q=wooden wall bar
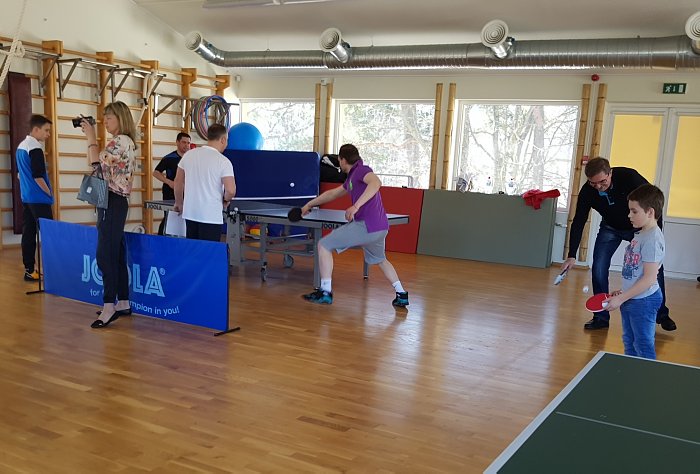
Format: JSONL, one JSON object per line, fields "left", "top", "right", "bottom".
{"left": 429, "top": 83, "right": 443, "bottom": 190}
{"left": 0, "top": 34, "right": 229, "bottom": 245}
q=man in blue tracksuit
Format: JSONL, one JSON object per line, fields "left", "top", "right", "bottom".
{"left": 16, "top": 115, "right": 54, "bottom": 281}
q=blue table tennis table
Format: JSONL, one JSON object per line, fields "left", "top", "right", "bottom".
{"left": 486, "top": 351, "right": 700, "bottom": 473}
{"left": 144, "top": 199, "right": 409, "bottom": 287}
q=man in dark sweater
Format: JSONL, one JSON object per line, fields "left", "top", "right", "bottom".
{"left": 153, "top": 132, "right": 191, "bottom": 235}
{"left": 561, "top": 157, "right": 676, "bottom": 331}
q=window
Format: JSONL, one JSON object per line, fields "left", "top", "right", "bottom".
{"left": 335, "top": 101, "right": 435, "bottom": 188}
{"left": 240, "top": 101, "right": 315, "bottom": 151}
{"left": 453, "top": 103, "right": 579, "bottom": 208}
{"left": 667, "top": 115, "right": 700, "bottom": 219}
{"left": 609, "top": 114, "right": 661, "bottom": 183}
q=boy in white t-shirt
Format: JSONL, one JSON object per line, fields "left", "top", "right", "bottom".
{"left": 603, "top": 184, "right": 665, "bottom": 359}
{"left": 174, "top": 124, "right": 236, "bottom": 241}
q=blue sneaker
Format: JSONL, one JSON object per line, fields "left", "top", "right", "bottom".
{"left": 303, "top": 288, "right": 333, "bottom": 304}
{"left": 392, "top": 291, "right": 409, "bottom": 307}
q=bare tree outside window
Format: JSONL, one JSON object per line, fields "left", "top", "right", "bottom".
{"left": 336, "top": 101, "right": 435, "bottom": 188}
{"left": 454, "top": 103, "right": 579, "bottom": 208}
{"left": 241, "top": 101, "right": 315, "bottom": 151}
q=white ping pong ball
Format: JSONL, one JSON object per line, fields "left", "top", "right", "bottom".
{"left": 583, "top": 285, "right": 589, "bottom": 293}
{"left": 290, "top": 182, "right": 295, "bottom": 187}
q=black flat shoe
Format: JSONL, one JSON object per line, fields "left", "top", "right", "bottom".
{"left": 658, "top": 316, "right": 677, "bottom": 331}
{"left": 584, "top": 317, "right": 609, "bottom": 330}
{"left": 96, "top": 308, "right": 132, "bottom": 316}
{"left": 90, "top": 312, "right": 120, "bottom": 329}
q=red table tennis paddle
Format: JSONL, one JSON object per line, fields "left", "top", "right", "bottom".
{"left": 287, "top": 207, "right": 303, "bottom": 222}
{"left": 585, "top": 293, "right": 610, "bottom": 312}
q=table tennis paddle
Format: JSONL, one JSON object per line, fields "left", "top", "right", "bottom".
{"left": 554, "top": 269, "right": 568, "bottom": 285}
{"left": 287, "top": 207, "right": 303, "bottom": 222}
{"left": 585, "top": 293, "right": 610, "bottom": 312}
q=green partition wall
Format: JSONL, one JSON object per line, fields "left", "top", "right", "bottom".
{"left": 417, "top": 190, "right": 557, "bottom": 268}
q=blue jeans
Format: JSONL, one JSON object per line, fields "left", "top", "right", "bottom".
{"left": 620, "top": 289, "right": 662, "bottom": 359}
{"left": 591, "top": 224, "right": 669, "bottom": 323}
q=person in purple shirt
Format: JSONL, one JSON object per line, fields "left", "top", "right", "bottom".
{"left": 300, "top": 144, "right": 409, "bottom": 308}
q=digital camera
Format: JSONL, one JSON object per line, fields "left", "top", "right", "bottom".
{"left": 72, "top": 116, "right": 96, "bottom": 128}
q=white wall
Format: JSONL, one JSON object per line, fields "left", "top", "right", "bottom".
{"left": 236, "top": 69, "right": 700, "bottom": 103}
{"left": 1, "top": 0, "right": 224, "bottom": 246}
{"left": 1, "top": 0, "right": 218, "bottom": 73}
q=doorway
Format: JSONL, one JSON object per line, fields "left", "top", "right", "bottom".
{"left": 596, "top": 106, "right": 700, "bottom": 279}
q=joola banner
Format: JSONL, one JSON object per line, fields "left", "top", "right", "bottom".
{"left": 39, "top": 219, "right": 229, "bottom": 331}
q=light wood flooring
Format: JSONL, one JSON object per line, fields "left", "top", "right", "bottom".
{"left": 0, "top": 247, "right": 698, "bottom": 473}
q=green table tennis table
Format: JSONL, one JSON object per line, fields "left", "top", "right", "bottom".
{"left": 486, "top": 351, "right": 700, "bottom": 473}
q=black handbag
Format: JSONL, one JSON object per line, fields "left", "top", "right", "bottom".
{"left": 77, "top": 164, "right": 108, "bottom": 209}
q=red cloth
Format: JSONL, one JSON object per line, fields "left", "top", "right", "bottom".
{"left": 522, "top": 189, "right": 561, "bottom": 210}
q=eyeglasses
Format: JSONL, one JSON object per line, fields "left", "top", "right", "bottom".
{"left": 588, "top": 174, "right": 610, "bottom": 187}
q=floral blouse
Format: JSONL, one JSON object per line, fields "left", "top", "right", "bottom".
{"left": 98, "top": 134, "right": 135, "bottom": 197}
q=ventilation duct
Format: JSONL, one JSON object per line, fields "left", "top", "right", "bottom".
{"left": 480, "top": 20, "right": 514, "bottom": 59}
{"left": 686, "top": 11, "right": 700, "bottom": 54}
{"left": 185, "top": 14, "right": 700, "bottom": 70}
{"left": 319, "top": 28, "right": 351, "bottom": 63}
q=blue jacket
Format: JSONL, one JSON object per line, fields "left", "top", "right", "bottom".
{"left": 16, "top": 135, "right": 53, "bottom": 204}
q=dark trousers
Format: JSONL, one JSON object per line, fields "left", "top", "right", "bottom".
{"left": 157, "top": 211, "right": 168, "bottom": 235}
{"left": 186, "top": 220, "right": 221, "bottom": 242}
{"left": 22, "top": 203, "right": 53, "bottom": 272}
{"left": 96, "top": 192, "right": 130, "bottom": 304}
{"left": 591, "top": 224, "right": 669, "bottom": 323}
{"left": 157, "top": 190, "right": 174, "bottom": 236}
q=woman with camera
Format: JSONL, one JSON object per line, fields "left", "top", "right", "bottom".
{"left": 80, "top": 101, "right": 137, "bottom": 329}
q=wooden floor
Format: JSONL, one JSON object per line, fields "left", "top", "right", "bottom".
{"left": 0, "top": 246, "right": 698, "bottom": 473}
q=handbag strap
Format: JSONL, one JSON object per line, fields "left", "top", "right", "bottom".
{"left": 91, "top": 161, "right": 105, "bottom": 179}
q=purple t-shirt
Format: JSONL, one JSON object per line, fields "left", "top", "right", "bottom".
{"left": 342, "top": 160, "right": 389, "bottom": 233}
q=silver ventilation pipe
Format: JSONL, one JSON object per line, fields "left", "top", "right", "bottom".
{"left": 185, "top": 31, "right": 325, "bottom": 67}
{"left": 185, "top": 16, "right": 700, "bottom": 70}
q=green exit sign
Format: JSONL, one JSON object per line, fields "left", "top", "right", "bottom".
{"left": 663, "top": 83, "right": 687, "bottom": 94}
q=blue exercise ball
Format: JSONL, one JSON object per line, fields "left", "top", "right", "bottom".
{"left": 227, "top": 122, "right": 264, "bottom": 150}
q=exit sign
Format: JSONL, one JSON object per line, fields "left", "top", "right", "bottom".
{"left": 663, "top": 83, "right": 687, "bottom": 94}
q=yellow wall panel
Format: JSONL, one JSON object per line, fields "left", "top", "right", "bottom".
{"left": 668, "top": 116, "right": 700, "bottom": 219}
{"left": 609, "top": 115, "right": 661, "bottom": 183}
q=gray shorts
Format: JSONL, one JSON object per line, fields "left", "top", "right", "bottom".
{"left": 319, "top": 220, "right": 388, "bottom": 264}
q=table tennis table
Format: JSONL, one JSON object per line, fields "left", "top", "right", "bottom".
{"left": 144, "top": 199, "right": 409, "bottom": 287}
{"left": 486, "top": 351, "right": 700, "bottom": 473}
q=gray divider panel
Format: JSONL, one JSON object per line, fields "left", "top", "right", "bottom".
{"left": 417, "top": 190, "right": 556, "bottom": 268}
